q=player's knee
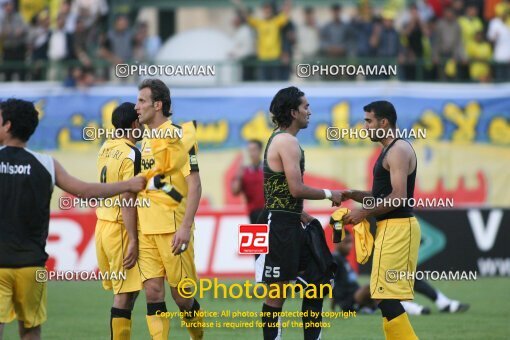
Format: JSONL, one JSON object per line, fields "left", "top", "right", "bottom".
{"left": 378, "top": 299, "right": 405, "bottom": 321}
{"left": 18, "top": 323, "right": 41, "bottom": 340}
{"left": 144, "top": 279, "right": 165, "bottom": 302}
{"left": 170, "top": 287, "right": 193, "bottom": 310}
{"left": 265, "top": 297, "right": 285, "bottom": 308}
{"left": 113, "top": 292, "right": 138, "bottom": 310}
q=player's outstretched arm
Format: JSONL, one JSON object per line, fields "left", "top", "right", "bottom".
{"left": 54, "top": 159, "right": 146, "bottom": 199}
{"left": 343, "top": 190, "right": 372, "bottom": 203}
{"left": 278, "top": 134, "right": 342, "bottom": 204}
{"left": 343, "top": 143, "right": 411, "bottom": 225}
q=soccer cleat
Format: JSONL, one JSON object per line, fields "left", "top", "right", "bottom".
{"left": 440, "top": 300, "right": 470, "bottom": 313}
{"left": 402, "top": 301, "right": 430, "bottom": 315}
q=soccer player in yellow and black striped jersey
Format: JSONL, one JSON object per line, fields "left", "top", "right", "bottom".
{"left": 135, "top": 79, "right": 204, "bottom": 340}
{"left": 95, "top": 102, "right": 143, "bottom": 340}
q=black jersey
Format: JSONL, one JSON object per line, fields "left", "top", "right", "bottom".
{"left": 371, "top": 138, "right": 417, "bottom": 221}
{"left": 263, "top": 131, "right": 304, "bottom": 214}
{"left": 0, "top": 146, "right": 55, "bottom": 267}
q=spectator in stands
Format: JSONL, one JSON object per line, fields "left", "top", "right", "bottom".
{"left": 232, "top": 0, "right": 291, "bottom": 81}
{"left": 72, "top": 16, "right": 93, "bottom": 68}
{"left": 229, "top": 10, "right": 256, "bottom": 81}
{"left": 59, "top": 0, "right": 77, "bottom": 33}
{"left": 132, "top": 21, "right": 162, "bottom": 63}
{"left": 451, "top": 0, "right": 465, "bottom": 17}
{"left": 231, "top": 140, "right": 265, "bottom": 224}
{"left": 0, "top": 0, "right": 28, "bottom": 81}
{"left": 494, "top": 0, "right": 510, "bottom": 21}
{"left": 370, "top": 10, "right": 402, "bottom": 62}
{"left": 402, "top": 3, "right": 427, "bottom": 80}
{"left": 296, "top": 7, "right": 320, "bottom": 61}
{"left": 76, "top": 66, "right": 97, "bottom": 88}
{"left": 350, "top": 2, "right": 375, "bottom": 58}
{"left": 47, "top": 13, "right": 75, "bottom": 80}
{"left": 487, "top": 7, "right": 510, "bottom": 81}
{"left": 99, "top": 14, "right": 133, "bottom": 79}
{"left": 320, "top": 4, "right": 350, "bottom": 59}
{"left": 63, "top": 65, "right": 83, "bottom": 87}
{"left": 70, "top": 0, "right": 108, "bottom": 29}
{"left": 432, "top": 7, "right": 465, "bottom": 80}
{"left": 18, "top": 0, "right": 46, "bottom": 25}
{"left": 466, "top": 30, "right": 492, "bottom": 82}
{"left": 27, "top": 10, "right": 50, "bottom": 80}
{"left": 458, "top": 4, "right": 484, "bottom": 47}
{"left": 279, "top": 18, "right": 296, "bottom": 80}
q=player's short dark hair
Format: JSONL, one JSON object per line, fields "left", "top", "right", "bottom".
{"left": 138, "top": 78, "right": 171, "bottom": 117}
{"left": 269, "top": 86, "right": 305, "bottom": 129}
{"left": 0, "top": 98, "right": 39, "bottom": 142}
{"left": 112, "top": 102, "right": 137, "bottom": 130}
{"left": 363, "top": 100, "right": 397, "bottom": 128}
{"left": 248, "top": 139, "right": 263, "bottom": 150}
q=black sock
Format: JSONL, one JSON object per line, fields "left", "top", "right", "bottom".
{"left": 147, "top": 302, "right": 166, "bottom": 316}
{"left": 111, "top": 307, "right": 132, "bottom": 320}
{"left": 378, "top": 299, "right": 405, "bottom": 321}
{"left": 181, "top": 299, "right": 201, "bottom": 319}
{"left": 302, "top": 297, "right": 323, "bottom": 340}
{"left": 414, "top": 279, "right": 438, "bottom": 301}
{"left": 262, "top": 303, "right": 282, "bottom": 340}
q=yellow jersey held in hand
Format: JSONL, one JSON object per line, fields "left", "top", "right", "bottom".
{"left": 138, "top": 120, "right": 189, "bottom": 234}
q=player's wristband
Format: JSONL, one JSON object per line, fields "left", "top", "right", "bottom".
{"left": 323, "top": 189, "right": 332, "bottom": 200}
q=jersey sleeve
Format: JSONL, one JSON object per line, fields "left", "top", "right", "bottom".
{"left": 188, "top": 142, "right": 199, "bottom": 172}
{"left": 247, "top": 16, "right": 261, "bottom": 28}
{"left": 121, "top": 145, "right": 141, "bottom": 180}
{"left": 273, "top": 12, "right": 289, "bottom": 27}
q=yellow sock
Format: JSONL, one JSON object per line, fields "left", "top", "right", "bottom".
{"left": 382, "top": 317, "right": 389, "bottom": 340}
{"left": 383, "top": 313, "right": 418, "bottom": 340}
{"left": 183, "top": 311, "right": 204, "bottom": 340}
{"left": 146, "top": 315, "right": 170, "bottom": 340}
{"left": 111, "top": 317, "right": 132, "bottom": 340}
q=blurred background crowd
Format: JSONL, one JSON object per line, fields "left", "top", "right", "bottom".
{"left": 0, "top": 0, "right": 509, "bottom": 85}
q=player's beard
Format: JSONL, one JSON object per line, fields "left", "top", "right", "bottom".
{"left": 369, "top": 125, "right": 383, "bottom": 142}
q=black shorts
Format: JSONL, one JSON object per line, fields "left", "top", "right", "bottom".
{"left": 249, "top": 209, "right": 265, "bottom": 224}
{"left": 255, "top": 211, "right": 311, "bottom": 283}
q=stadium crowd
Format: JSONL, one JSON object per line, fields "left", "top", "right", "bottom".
{"left": 0, "top": 0, "right": 509, "bottom": 83}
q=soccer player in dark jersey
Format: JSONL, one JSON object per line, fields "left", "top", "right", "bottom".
{"left": 231, "top": 139, "right": 265, "bottom": 224}
{"left": 0, "top": 99, "right": 146, "bottom": 340}
{"left": 342, "top": 101, "right": 420, "bottom": 339}
{"left": 258, "top": 86, "right": 343, "bottom": 340}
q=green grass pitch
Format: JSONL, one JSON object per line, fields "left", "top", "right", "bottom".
{"left": 3, "top": 277, "right": 509, "bottom": 339}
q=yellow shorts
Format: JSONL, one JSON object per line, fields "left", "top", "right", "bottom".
{"left": 95, "top": 220, "right": 142, "bottom": 294}
{"left": 138, "top": 230, "right": 197, "bottom": 287}
{"left": 0, "top": 267, "right": 47, "bottom": 328}
{"left": 370, "top": 217, "right": 421, "bottom": 300}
